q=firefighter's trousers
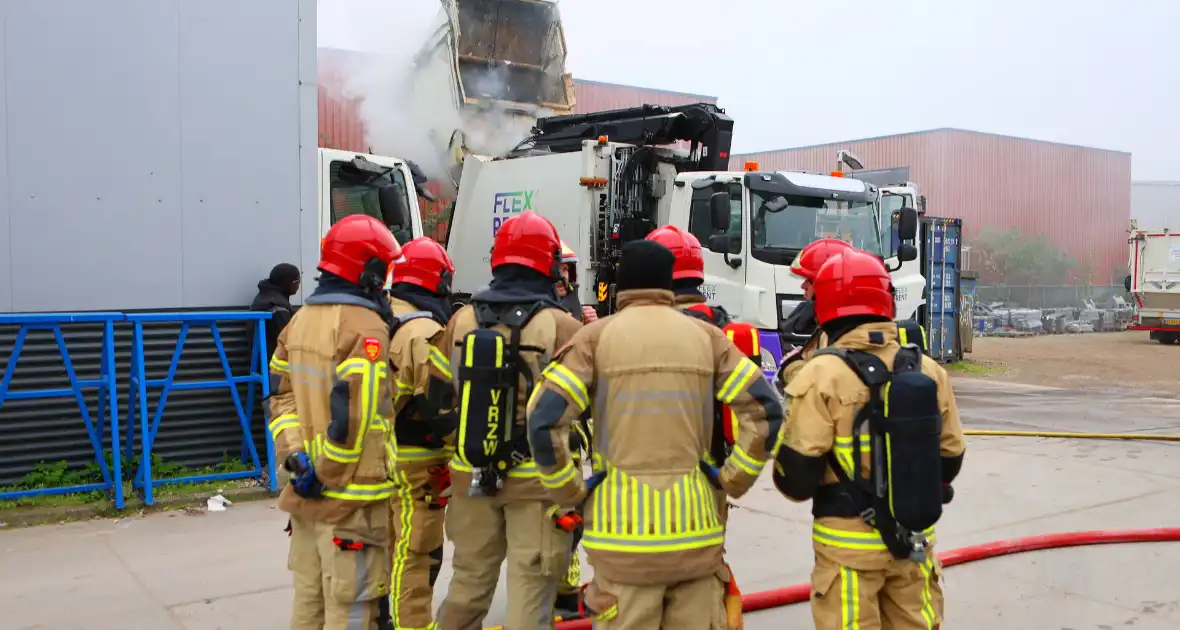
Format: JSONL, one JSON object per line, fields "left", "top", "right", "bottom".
{"left": 434, "top": 493, "right": 572, "bottom": 630}
{"left": 288, "top": 503, "right": 392, "bottom": 630}
{"left": 810, "top": 547, "right": 944, "bottom": 630}
{"left": 389, "top": 457, "right": 447, "bottom": 630}
{"left": 585, "top": 573, "right": 728, "bottom": 630}
{"left": 557, "top": 525, "right": 583, "bottom": 598}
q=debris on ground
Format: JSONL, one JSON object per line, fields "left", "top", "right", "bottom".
{"left": 971, "top": 297, "right": 1133, "bottom": 337}
{"left": 206, "top": 494, "right": 233, "bottom": 512}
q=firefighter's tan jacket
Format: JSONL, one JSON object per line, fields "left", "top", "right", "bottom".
{"left": 269, "top": 300, "right": 396, "bottom": 524}
{"left": 387, "top": 296, "right": 450, "bottom": 469}
{"left": 426, "top": 301, "right": 583, "bottom": 502}
{"left": 525, "top": 289, "right": 784, "bottom": 585}
{"left": 774, "top": 322, "right": 966, "bottom": 571}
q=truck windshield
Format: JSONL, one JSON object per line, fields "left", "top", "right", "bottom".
{"left": 750, "top": 190, "right": 883, "bottom": 262}
{"left": 329, "top": 160, "right": 414, "bottom": 244}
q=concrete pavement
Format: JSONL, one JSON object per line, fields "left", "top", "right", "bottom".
{"left": 3, "top": 377, "right": 1180, "bottom": 629}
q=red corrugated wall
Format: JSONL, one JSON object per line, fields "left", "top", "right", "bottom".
{"left": 731, "top": 130, "right": 1132, "bottom": 284}
{"left": 571, "top": 79, "right": 718, "bottom": 113}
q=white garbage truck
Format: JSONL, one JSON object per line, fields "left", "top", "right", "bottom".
{"left": 444, "top": 103, "right": 922, "bottom": 372}
{"left": 1126, "top": 221, "right": 1180, "bottom": 344}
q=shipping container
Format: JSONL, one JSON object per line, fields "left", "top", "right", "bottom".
{"left": 731, "top": 129, "right": 1132, "bottom": 285}
{"left": 920, "top": 216, "right": 964, "bottom": 363}
{"left": 1132, "top": 181, "right": 1180, "bottom": 229}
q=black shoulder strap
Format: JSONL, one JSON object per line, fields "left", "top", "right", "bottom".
{"left": 892, "top": 345, "right": 923, "bottom": 374}
{"left": 681, "top": 307, "right": 717, "bottom": 326}
{"left": 814, "top": 347, "right": 890, "bottom": 499}
{"left": 812, "top": 348, "right": 890, "bottom": 389}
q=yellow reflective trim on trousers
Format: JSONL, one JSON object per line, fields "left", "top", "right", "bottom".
{"left": 840, "top": 565, "right": 860, "bottom": 630}
{"left": 585, "top": 465, "right": 723, "bottom": 553}
{"left": 269, "top": 355, "right": 289, "bottom": 373}
{"left": 813, "top": 523, "right": 936, "bottom": 550}
{"left": 918, "top": 556, "right": 936, "bottom": 628}
{"left": 390, "top": 470, "right": 415, "bottom": 626}
{"left": 717, "top": 359, "right": 758, "bottom": 404}
{"left": 320, "top": 480, "right": 396, "bottom": 501}
{"left": 428, "top": 346, "right": 452, "bottom": 380}
{"left": 542, "top": 363, "right": 589, "bottom": 410}
{"left": 727, "top": 443, "right": 765, "bottom": 477}
{"left": 540, "top": 460, "right": 578, "bottom": 489}
{"left": 268, "top": 414, "right": 299, "bottom": 441}
{"left": 449, "top": 458, "right": 539, "bottom": 478}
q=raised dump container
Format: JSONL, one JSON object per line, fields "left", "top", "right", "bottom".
{"left": 920, "top": 216, "right": 964, "bottom": 363}
{"left": 411, "top": 0, "right": 575, "bottom": 174}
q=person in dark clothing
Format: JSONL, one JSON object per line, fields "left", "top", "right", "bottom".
{"left": 251, "top": 263, "right": 301, "bottom": 360}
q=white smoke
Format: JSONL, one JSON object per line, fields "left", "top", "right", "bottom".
{"left": 322, "top": 0, "right": 551, "bottom": 198}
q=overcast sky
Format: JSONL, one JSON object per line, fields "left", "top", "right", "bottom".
{"left": 318, "top": 0, "right": 1179, "bottom": 180}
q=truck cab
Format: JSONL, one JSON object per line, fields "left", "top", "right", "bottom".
{"left": 317, "top": 148, "right": 426, "bottom": 246}
{"left": 665, "top": 170, "right": 921, "bottom": 333}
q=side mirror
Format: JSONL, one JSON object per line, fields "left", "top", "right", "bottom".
{"left": 896, "top": 206, "right": 918, "bottom": 241}
{"left": 707, "top": 233, "right": 730, "bottom": 254}
{"left": 897, "top": 243, "right": 918, "bottom": 263}
{"left": 1124, "top": 275, "right": 1132, "bottom": 292}
{"left": 917, "top": 195, "right": 927, "bottom": 215}
{"left": 709, "top": 192, "right": 730, "bottom": 231}
{"left": 378, "top": 185, "right": 410, "bottom": 228}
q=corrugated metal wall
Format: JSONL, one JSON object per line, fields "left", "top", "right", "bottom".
{"left": 1132, "top": 181, "right": 1180, "bottom": 229}
{"left": 0, "top": 313, "right": 264, "bottom": 486}
{"left": 571, "top": 79, "right": 718, "bottom": 113}
{"left": 731, "top": 129, "right": 1132, "bottom": 284}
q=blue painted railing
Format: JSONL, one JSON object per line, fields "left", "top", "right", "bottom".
{"left": 125, "top": 312, "right": 276, "bottom": 506}
{"left": 0, "top": 312, "right": 126, "bottom": 508}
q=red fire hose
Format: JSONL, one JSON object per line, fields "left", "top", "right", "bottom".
{"left": 550, "top": 528, "right": 1180, "bottom": 629}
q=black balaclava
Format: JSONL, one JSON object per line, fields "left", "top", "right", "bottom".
{"left": 313, "top": 271, "right": 395, "bottom": 326}
{"left": 472, "top": 263, "right": 563, "bottom": 308}
{"left": 388, "top": 282, "right": 453, "bottom": 324}
{"left": 672, "top": 277, "right": 705, "bottom": 298}
{"left": 616, "top": 241, "right": 674, "bottom": 292}
{"left": 820, "top": 314, "right": 892, "bottom": 345}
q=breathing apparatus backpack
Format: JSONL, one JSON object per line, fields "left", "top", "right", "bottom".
{"left": 454, "top": 300, "right": 549, "bottom": 497}
{"left": 813, "top": 344, "right": 944, "bottom": 562}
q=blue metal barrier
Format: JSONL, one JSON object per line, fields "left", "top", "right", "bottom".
{"left": 125, "top": 312, "right": 275, "bottom": 505}
{"left": 0, "top": 312, "right": 125, "bottom": 508}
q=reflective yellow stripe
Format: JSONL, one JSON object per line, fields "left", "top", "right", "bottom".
{"left": 540, "top": 460, "right": 579, "bottom": 489}
{"left": 390, "top": 470, "right": 414, "bottom": 624}
{"left": 429, "top": 346, "right": 452, "bottom": 380}
{"left": 542, "top": 363, "right": 589, "bottom": 410}
{"left": 268, "top": 355, "right": 290, "bottom": 373}
{"left": 323, "top": 439, "right": 362, "bottom": 463}
{"left": 393, "top": 445, "right": 449, "bottom": 463}
{"left": 320, "top": 480, "right": 396, "bottom": 501}
{"left": 727, "top": 444, "right": 765, "bottom": 476}
{"left": 323, "top": 358, "right": 382, "bottom": 463}
{"left": 813, "top": 523, "right": 936, "bottom": 550}
{"left": 898, "top": 326, "right": 909, "bottom": 346}
{"left": 918, "top": 556, "right": 936, "bottom": 628}
{"left": 717, "top": 359, "right": 758, "bottom": 404}
{"left": 268, "top": 414, "right": 299, "bottom": 441}
{"left": 833, "top": 434, "right": 872, "bottom": 477}
{"left": 449, "top": 458, "right": 539, "bottom": 478}
{"left": 584, "top": 465, "right": 723, "bottom": 553}
{"left": 841, "top": 565, "right": 860, "bottom": 629}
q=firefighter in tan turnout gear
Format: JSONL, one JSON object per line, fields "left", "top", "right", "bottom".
{"left": 268, "top": 214, "right": 402, "bottom": 630}
{"left": 432, "top": 210, "right": 584, "bottom": 630}
{"left": 385, "top": 236, "right": 457, "bottom": 630}
{"left": 526, "top": 239, "right": 785, "bottom": 629}
{"left": 771, "top": 248, "right": 966, "bottom": 630}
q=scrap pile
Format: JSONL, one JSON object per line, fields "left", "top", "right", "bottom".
{"left": 972, "top": 297, "right": 1133, "bottom": 337}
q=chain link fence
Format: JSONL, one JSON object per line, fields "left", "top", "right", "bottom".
{"left": 975, "top": 285, "right": 1126, "bottom": 309}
